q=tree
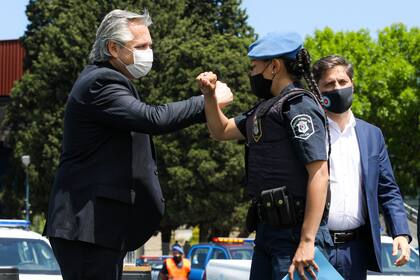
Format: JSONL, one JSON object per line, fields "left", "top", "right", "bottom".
{"left": 305, "top": 24, "right": 419, "bottom": 195}
{"left": 139, "top": 0, "right": 256, "bottom": 241}
{"left": 2, "top": 0, "right": 256, "bottom": 240}
{"left": 2, "top": 0, "right": 111, "bottom": 217}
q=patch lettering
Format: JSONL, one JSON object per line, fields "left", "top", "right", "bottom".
{"left": 290, "top": 114, "right": 314, "bottom": 140}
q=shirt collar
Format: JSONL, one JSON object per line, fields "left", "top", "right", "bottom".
{"left": 328, "top": 111, "right": 356, "bottom": 134}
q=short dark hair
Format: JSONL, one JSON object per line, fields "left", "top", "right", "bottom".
{"left": 312, "top": 55, "right": 354, "bottom": 82}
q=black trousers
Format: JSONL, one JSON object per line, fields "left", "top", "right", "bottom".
{"left": 50, "top": 237, "right": 126, "bottom": 280}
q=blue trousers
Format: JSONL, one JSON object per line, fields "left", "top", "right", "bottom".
{"left": 326, "top": 238, "right": 368, "bottom": 280}
{"left": 249, "top": 223, "right": 332, "bottom": 280}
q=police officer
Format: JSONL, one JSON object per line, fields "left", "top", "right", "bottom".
{"left": 197, "top": 32, "right": 332, "bottom": 280}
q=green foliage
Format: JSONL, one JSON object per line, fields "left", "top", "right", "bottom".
{"left": 4, "top": 0, "right": 416, "bottom": 240}
{"left": 140, "top": 1, "right": 256, "bottom": 239}
{"left": 190, "top": 225, "right": 200, "bottom": 245}
{"left": 2, "top": 0, "right": 118, "bottom": 218}
{"left": 2, "top": 0, "right": 255, "bottom": 236}
{"left": 31, "top": 213, "right": 46, "bottom": 234}
{"left": 305, "top": 24, "right": 419, "bottom": 194}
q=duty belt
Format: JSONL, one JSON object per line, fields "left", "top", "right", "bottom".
{"left": 256, "top": 198, "right": 305, "bottom": 225}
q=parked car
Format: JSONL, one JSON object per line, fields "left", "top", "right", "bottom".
{"left": 206, "top": 235, "right": 420, "bottom": 280}
{"left": 187, "top": 237, "right": 254, "bottom": 280}
{"left": 0, "top": 219, "right": 62, "bottom": 280}
{"left": 136, "top": 255, "right": 170, "bottom": 269}
{"left": 135, "top": 255, "right": 170, "bottom": 280}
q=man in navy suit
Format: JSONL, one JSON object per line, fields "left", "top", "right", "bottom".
{"left": 45, "top": 9, "right": 231, "bottom": 280}
{"left": 312, "top": 55, "right": 411, "bottom": 279}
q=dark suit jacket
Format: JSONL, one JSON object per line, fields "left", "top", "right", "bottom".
{"left": 355, "top": 118, "right": 411, "bottom": 271}
{"left": 46, "top": 62, "right": 205, "bottom": 251}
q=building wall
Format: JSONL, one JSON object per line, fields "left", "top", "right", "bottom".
{"left": 0, "top": 39, "right": 25, "bottom": 97}
{"left": 0, "top": 39, "right": 24, "bottom": 190}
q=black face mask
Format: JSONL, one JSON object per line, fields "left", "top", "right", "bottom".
{"left": 321, "top": 86, "right": 353, "bottom": 113}
{"left": 173, "top": 255, "right": 182, "bottom": 263}
{"left": 249, "top": 63, "right": 273, "bottom": 99}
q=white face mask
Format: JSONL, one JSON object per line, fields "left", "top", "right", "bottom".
{"left": 119, "top": 46, "right": 153, "bottom": 79}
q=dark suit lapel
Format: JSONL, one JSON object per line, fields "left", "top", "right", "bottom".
{"left": 355, "top": 119, "right": 368, "bottom": 188}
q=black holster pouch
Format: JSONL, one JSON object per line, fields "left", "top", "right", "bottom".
{"left": 260, "top": 186, "right": 297, "bottom": 228}
{"left": 245, "top": 201, "right": 258, "bottom": 233}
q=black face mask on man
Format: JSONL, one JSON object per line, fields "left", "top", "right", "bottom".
{"left": 321, "top": 86, "right": 353, "bottom": 113}
{"left": 173, "top": 255, "right": 182, "bottom": 263}
{"left": 249, "top": 63, "right": 273, "bottom": 100}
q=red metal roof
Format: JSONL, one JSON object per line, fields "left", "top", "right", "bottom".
{"left": 0, "top": 40, "right": 25, "bottom": 97}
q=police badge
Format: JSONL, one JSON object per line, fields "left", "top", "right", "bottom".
{"left": 252, "top": 116, "right": 262, "bottom": 142}
{"left": 290, "top": 114, "right": 314, "bottom": 140}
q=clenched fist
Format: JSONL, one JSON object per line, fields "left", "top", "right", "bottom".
{"left": 197, "top": 71, "right": 233, "bottom": 109}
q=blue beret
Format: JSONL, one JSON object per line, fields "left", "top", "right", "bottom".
{"left": 172, "top": 244, "right": 184, "bottom": 254}
{"left": 248, "top": 32, "right": 303, "bottom": 61}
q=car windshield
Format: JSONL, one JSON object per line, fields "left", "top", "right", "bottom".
{"left": 228, "top": 247, "right": 254, "bottom": 260}
{"left": 381, "top": 243, "right": 420, "bottom": 273}
{"left": 0, "top": 238, "right": 61, "bottom": 274}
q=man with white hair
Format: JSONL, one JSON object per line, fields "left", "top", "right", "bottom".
{"left": 45, "top": 9, "right": 231, "bottom": 280}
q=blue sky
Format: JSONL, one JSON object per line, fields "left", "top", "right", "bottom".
{"left": 0, "top": 0, "right": 419, "bottom": 40}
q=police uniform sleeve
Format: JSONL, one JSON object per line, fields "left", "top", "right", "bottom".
{"left": 234, "top": 114, "right": 247, "bottom": 138}
{"left": 282, "top": 95, "right": 327, "bottom": 164}
{"left": 233, "top": 103, "right": 261, "bottom": 138}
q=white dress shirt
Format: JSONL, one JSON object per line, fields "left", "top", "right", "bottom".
{"left": 327, "top": 111, "right": 367, "bottom": 231}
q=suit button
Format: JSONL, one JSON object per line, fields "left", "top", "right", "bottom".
{"left": 161, "top": 198, "right": 165, "bottom": 202}
{"left": 154, "top": 170, "right": 159, "bottom": 175}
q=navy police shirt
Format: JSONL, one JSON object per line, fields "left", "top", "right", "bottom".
{"left": 234, "top": 85, "right": 327, "bottom": 165}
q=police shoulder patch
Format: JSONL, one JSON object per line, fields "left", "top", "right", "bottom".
{"left": 252, "top": 116, "right": 262, "bottom": 142}
{"left": 290, "top": 114, "right": 314, "bottom": 140}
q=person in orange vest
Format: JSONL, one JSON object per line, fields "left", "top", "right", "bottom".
{"left": 159, "top": 244, "right": 191, "bottom": 280}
